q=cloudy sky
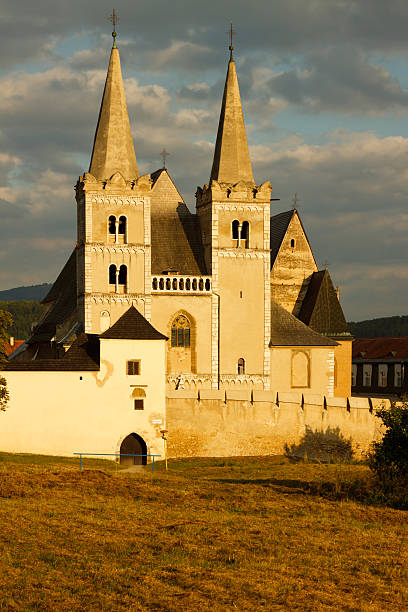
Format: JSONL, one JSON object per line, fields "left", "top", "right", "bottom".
{"left": 1, "top": 0, "right": 408, "bottom": 320}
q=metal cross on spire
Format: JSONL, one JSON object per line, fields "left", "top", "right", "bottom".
{"left": 108, "top": 9, "right": 119, "bottom": 48}
{"left": 228, "top": 23, "right": 236, "bottom": 60}
{"left": 160, "top": 148, "right": 169, "bottom": 169}
{"left": 292, "top": 192, "right": 300, "bottom": 209}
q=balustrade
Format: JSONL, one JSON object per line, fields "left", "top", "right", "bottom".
{"left": 152, "top": 275, "right": 212, "bottom": 293}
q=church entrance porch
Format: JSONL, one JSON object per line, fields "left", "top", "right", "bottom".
{"left": 120, "top": 433, "right": 147, "bottom": 465}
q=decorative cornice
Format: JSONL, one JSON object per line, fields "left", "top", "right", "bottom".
{"left": 84, "top": 293, "right": 147, "bottom": 305}
{"left": 88, "top": 195, "right": 145, "bottom": 207}
{"left": 214, "top": 203, "right": 267, "bottom": 212}
{"left": 87, "top": 244, "right": 147, "bottom": 254}
{"left": 217, "top": 248, "right": 269, "bottom": 259}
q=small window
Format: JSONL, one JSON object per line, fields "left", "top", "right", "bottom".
{"left": 290, "top": 238, "right": 295, "bottom": 249}
{"left": 378, "top": 364, "right": 388, "bottom": 388}
{"left": 127, "top": 360, "right": 141, "bottom": 375}
{"left": 363, "top": 364, "right": 372, "bottom": 387}
{"left": 232, "top": 220, "right": 239, "bottom": 240}
{"left": 238, "top": 358, "right": 245, "bottom": 374}
{"left": 118, "top": 216, "right": 126, "bottom": 235}
{"left": 134, "top": 399, "right": 144, "bottom": 410}
{"left": 351, "top": 364, "right": 357, "bottom": 387}
{"left": 118, "top": 264, "right": 127, "bottom": 286}
{"left": 395, "top": 364, "right": 402, "bottom": 388}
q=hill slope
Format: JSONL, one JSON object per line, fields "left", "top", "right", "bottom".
{"left": 348, "top": 315, "right": 408, "bottom": 338}
{"left": 0, "top": 283, "right": 52, "bottom": 302}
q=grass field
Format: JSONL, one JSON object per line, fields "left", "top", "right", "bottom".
{"left": 0, "top": 453, "right": 407, "bottom": 611}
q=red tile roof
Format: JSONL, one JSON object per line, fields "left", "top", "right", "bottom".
{"left": 353, "top": 337, "right": 408, "bottom": 359}
{"left": 5, "top": 340, "right": 24, "bottom": 356}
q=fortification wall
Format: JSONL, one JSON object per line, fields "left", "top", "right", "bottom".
{"left": 166, "top": 390, "right": 389, "bottom": 459}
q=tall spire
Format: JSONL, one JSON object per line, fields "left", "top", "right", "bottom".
{"left": 210, "top": 48, "right": 254, "bottom": 185}
{"left": 89, "top": 36, "right": 138, "bottom": 181}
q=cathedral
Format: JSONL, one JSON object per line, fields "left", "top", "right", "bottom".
{"left": 2, "top": 32, "right": 359, "bottom": 461}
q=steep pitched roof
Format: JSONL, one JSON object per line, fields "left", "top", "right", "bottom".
{"left": 298, "top": 270, "right": 351, "bottom": 340}
{"left": 150, "top": 169, "right": 206, "bottom": 275}
{"left": 270, "top": 299, "right": 338, "bottom": 347}
{"left": 5, "top": 333, "right": 100, "bottom": 371}
{"left": 29, "top": 249, "right": 78, "bottom": 344}
{"left": 353, "top": 337, "right": 408, "bottom": 360}
{"left": 270, "top": 209, "right": 295, "bottom": 266}
{"left": 100, "top": 306, "right": 167, "bottom": 340}
{"left": 210, "top": 58, "right": 254, "bottom": 184}
{"left": 89, "top": 45, "right": 138, "bottom": 181}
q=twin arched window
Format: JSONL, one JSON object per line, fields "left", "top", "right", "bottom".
{"left": 232, "top": 220, "right": 250, "bottom": 248}
{"left": 171, "top": 315, "right": 191, "bottom": 347}
{"left": 108, "top": 215, "right": 127, "bottom": 243}
{"left": 109, "top": 264, "right": 127, "bottom": 292}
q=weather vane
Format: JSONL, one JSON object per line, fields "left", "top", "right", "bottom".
{"left": 228, "top": 23, "right": 236, "bottom": 60}
{"left": 160, "top": 148, "right": 169, "bottom": 169}
{"left": 108, "top": 9, "right": 119, "bottom": 48}
{"left": 292, "top": 193, "right": 300, "bottom": 209}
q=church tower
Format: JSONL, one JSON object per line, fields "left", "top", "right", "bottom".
{"left": 75, "top": 34, "right": 152, "bottom": 334}
{"left": 196, "top": 45, "right": 272, "bottom": 388}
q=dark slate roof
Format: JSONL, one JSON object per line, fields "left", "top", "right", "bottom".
{"left": 5, "top": 333, "right": 100, "bottom": 371}
{"left": 150, "top": 169, "right": 206, "bottom": 275}
{"left": 298, "top": 270, "right": 352, "bottom": 340}
{"left": 270, "top": 209, "right": 294, "bottom": 266}
{"left": 29, "top": 249, "right": 78, "bottom": 344}
{"left": 100, "top": 306, "right": 167, "bottom": 340}
{"left": 270, "top": 300, "right": 338, "bottom": 347}
{"left": 353, "top": 337, "right": 408, "bottom": 360}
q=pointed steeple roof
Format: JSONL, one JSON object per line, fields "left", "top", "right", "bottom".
{"left": 89, "top": 44, "right": 138, "bottom": 181}
{"left": 210, "top": 56, "right": 254, "bottom": 184}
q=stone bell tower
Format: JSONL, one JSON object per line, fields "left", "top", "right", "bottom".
{"left": 75, "top": 34, "right": 152, "bottom": 334}
{"left": 196, "top": 45, "right": 272, "bottom": 389}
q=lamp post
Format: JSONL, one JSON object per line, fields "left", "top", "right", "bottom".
{"left": 160, "top": 429, "right": 168, "bottom": 471}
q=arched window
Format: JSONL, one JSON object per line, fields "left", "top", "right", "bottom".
{"left": 291, "top": 351, "right": 310, "bottom": 388}
{"left": 241, "top": 221, "right": 249, "bottom": 248}
{"left": 171, "top": 315, "right": 191, "bottom": 347}
{"left": 108, "top": 215, "right": 116, "bottom": 234}
{"left": 100, "top": 310, "right": 110, "bottom": 333}
{"left": 290, "top": 238, "right": 295, "bottom": 249}
{"left": 238, "top": 358, "right": 245, "bottom": 374}
{"left": 118, "top": 216, "right": 127, "bottom": 243}
{"left": 109, "top": 264, "right": 117, "bottom": 286}
{"left": 118, "top": 264, "right": 127, "bottom": 288}
{"left": 232, "top": 220, "right": 239, "bottom": 241}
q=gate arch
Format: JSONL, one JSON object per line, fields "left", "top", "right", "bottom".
{"left": 119, "top": 433, "right": 147, "bottom": 466}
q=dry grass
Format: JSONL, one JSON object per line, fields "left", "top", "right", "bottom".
{"left": 0, "top": 453, "right": 407, "bottom": 611}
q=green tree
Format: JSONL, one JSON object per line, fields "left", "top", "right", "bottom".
{"left": 0, "top": 309, "right": 13, "bottom": 411}
{"left": 368, "top": 402, "right": 408, "bottom": 483}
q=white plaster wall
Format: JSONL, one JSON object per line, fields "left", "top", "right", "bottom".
{"left": 0, "top": 338, "right": 166, "bottom": 461}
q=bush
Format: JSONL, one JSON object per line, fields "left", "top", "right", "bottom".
{"left": 368, "top": 402, "right": 408, "bottom": 484}
{"left": 284, "top": 426, "right": 354, "bottom": 464}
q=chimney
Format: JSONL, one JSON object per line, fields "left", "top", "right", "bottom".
{"left": 336, "top": 286, "right": 340, "bottom": 301}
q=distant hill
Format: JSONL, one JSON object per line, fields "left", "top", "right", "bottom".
{"left": 348, "top": 316, "right": 408, "bottom": 338}
{"left": 0, "top": 300, "right": 43, "bottom": 341}
{"left": 0, "top": 283, "right": 52, "bottom": 302}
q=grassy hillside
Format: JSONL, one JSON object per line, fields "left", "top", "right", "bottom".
{"left": 0, "top": 300, "right": 43, "bottom": 341}
{"left": 348, "top": 315, "right": 408, "bottom": 338}
{"left": 0, "top": 454, "right": 406, "bottom": 611}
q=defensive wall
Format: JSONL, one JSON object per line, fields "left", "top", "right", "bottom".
{"left": 166, "top": 390, "right": 390, "bottom": 459}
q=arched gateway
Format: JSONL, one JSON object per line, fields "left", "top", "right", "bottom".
{"left": 120, "top": 433, "right": 147, "bottom": 466}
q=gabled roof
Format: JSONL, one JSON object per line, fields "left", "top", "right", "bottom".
{"left": 270, "top": 210, "right": 294, "bottom": 266}
{"left": 298, "top": 270, "right": 351, "bottom": 340}
{"left": 150, "top": 169, "right": 206, "bottom": 275}
{"left": 89, "top": 45, "right": 138, "bottom": 181}
{"left": 29, "top": 249, "right": 78, "bottom": 344}
{"left": 270, "top": 299, "right": 338, "bottom": 347}
{"left": 5, "top": 333, "right": 100, "bottom": 371}
{"left": 210, "top": 57, "right": 254, "bottom": 184}
{"left": 100, "top": 306, "right": 167, "bottom": 340}
{"left": 353, "top": 337, "right": 408, "bottom": 360}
